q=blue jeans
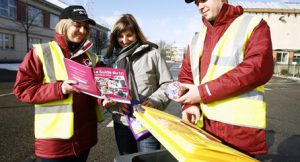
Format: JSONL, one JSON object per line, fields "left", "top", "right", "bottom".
{"left": 39, "top": 149, "right": 90, "bottom": 162}
{"left": 114, "top": 121, "right": 160, "bottom": 155}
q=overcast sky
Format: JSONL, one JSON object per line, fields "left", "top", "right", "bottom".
{"left": 62, "top": 0, "right": 299, "bottom": 47}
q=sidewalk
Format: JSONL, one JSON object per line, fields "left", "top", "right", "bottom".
{"left": 273, "top": 74, "right": 300, "bottom": 83}
{"left": 2, "top": 63, "right": 300, "bottom": 162}
{"left": 0, "top": 67, "right": 181, "bottom": 162}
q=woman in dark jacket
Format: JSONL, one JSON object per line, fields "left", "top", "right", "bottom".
{"left": 103, "top": 13, "right": 173, "bottom": 155}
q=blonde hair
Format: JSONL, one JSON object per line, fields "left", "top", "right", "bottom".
{"left": 106, "top": 13, "right": 147, "bottom": 57}
{"left": 55, "top": 19, "right": 90, "bottom": 40}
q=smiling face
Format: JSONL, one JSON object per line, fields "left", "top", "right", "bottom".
{"left": 117, "top": 29, "right": 137, "bottom": 48}
{"left": 66, "top": 21, "right": 88, "bottom": 43}
{"left": 195, "top": 0, "right": 224, "bottom": 21}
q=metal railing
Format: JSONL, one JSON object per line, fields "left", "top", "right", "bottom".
{"left": 274, "top": 63, "right": 300, "bottom": 78}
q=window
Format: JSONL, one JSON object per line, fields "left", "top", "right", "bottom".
{"left": 100, "top": 31, "right": 108, "bottom": 41}
{"left": 50, "top": 14, "right": 59, "bottom": 29}
{"left": 29, "top": 37, "right": 41, "bottom": 48}
{"left": 276, "top": 52, "right": 289, "bottom": 64}
{"left": 0, "top": 0, "right": 16, "bottom": 18}
{"left": 28, "top": 5, "right": 43, "bottom": 27}
{"left": 89, "top": 28, "right": 98, "bottom": 54}
{"left": 294, "top": 54, "right": 300, "bottom": 64}
{"left": 0, "top": 32, "right": 14, "bottom": 50}
{"left": 90, "top": 28, "right": 97, "bottom": 38}
{"left": 0, "top": 34, "right": 2, "bottom": 49}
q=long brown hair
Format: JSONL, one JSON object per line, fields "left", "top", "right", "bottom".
{"left": 106, "top": 13, "right": 147, "bottom": 57}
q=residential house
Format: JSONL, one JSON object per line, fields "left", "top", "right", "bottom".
{"left": 165, "top": 43, "right": 185, "bottom": 62}
{"left": 233, "top": 1, "right": 300, "bottom": 75}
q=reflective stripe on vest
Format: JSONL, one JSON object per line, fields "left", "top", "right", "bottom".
{"left": 33, "top": 41, "right": 100, "bottom": 139}
{"left": 190, "top": 14, "right": 266, "bottom": 129}
{"left": 86, "top": 50, "right": 99, "bottom": 67}
{"left": 33, "top": 41, "right": 74, "bottom": 139}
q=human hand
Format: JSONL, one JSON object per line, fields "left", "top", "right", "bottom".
{"left": 119, "top": 103, "right": 130, "bottom": 115}
{"left": 182, "top": 105, "right": 200, "bottom": 124}
{"left": 61, "top": 80, "right": 80, "bottom": 95}
{"left": 101, "top": 98, "right": 116, "bottom": 107}
{"left": 141, "top": 99, "right": 156, "bottom": 108}
{"left": 173, "top": 83, "right": 201, "bottom": 104}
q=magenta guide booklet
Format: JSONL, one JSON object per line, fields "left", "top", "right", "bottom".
{"left": 64, "top": 58, "right": 131, "bottom": 104}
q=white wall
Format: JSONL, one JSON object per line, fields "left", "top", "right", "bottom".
{"left": 0, "top": 17, "right": 54, "bottom": 62}
{"left": 247, "top": 12, "right": 300, "bottom": 50}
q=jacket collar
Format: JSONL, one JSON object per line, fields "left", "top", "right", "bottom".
{"left": 53, "top": 32, "right": 93, "bottom": 58}
{"left": 203, "top": 3, "right": 243, "bottom": 28}
{"left": 115, "top": 41, "right": 157, "bottom": 58}
{"left": 131, "top": 41, "right": 158, "bottom": 56}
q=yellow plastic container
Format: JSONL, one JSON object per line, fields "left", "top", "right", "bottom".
{"left": 133, "top": 106, "right": 258, "bottom": 162}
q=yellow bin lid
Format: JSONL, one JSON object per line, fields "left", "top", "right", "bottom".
{"left": 133, "top": 106, "right": 258, "bottom": 162}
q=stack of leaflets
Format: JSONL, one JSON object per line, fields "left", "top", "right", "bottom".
{"left": 133, "top": 106, "right": 258, "bottom": 162}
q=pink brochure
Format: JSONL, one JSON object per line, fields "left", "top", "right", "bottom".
{"left": 64, "top": 58, "right": 130, "bottom": 104}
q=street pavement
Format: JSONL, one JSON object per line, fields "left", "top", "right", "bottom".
{"left": 1, "top": 62, "right": 300, "bottom": 162}
{"left": 0, "top": 61, "right": 182, "bottom": 162}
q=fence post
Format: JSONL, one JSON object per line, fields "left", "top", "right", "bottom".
{"left": 292, "top": 62, "right": 297, "bottom": 77}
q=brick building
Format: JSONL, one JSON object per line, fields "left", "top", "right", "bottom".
{"left": 233, "top": 1, "right": 300, "bottom": 75}
{"left": 0, "top": 0, "right": 109, "bottom": 62}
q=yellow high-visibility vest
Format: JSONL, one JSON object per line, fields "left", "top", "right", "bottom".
{"left": 33, "top": 41, "right": 99, "bottom": 139}
{"left": 190, "top": 14, "right": 266, "bottom": 129}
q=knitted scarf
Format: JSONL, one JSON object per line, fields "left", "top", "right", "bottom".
{"left": 115, "top": 41, "right": 141, "bottom": 101}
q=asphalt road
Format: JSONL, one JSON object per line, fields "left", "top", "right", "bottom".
{"left": 259, "top": 76, "right": 300, "bottom": 162}
{"left": 1, "top": 62, "right": 300, "bottom": 162}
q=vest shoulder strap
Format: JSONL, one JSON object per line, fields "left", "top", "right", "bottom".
{"left": 202, "top": 14, "right": 262, "bottom": 83}
{"left": 86, "top": 50, "right": 99, "bottom": 67}
{"left": 33, "top": 42, "right": 57, "bottom": 82}
{"left": 189, "top": 27, "right": 207, "bottom": 86}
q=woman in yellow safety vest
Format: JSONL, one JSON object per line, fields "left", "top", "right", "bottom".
{"left": 14, "top": 5, "right": 102, "bottom": 162}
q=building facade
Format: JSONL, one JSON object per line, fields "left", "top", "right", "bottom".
{"left": 165, "top": 43, "right": 185, "bottom": 62}
{"left": 0, "top": 0, "right": 109, "bottom": 62}
{"left": 233, "top": 1, "right": 300, "bottom": 76}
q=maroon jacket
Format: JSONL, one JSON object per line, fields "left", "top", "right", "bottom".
{"left": 14, "top": 33, "right": 99, "bottom": 158}
{"left": 179, "top": 4, "right": 273, "bottom": 155}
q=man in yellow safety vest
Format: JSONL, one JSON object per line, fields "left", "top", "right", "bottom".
{"left": 174, "top": 0, "right": 274, "bottom": 156}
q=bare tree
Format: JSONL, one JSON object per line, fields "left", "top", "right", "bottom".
{"left": 14, "top": 0, "right": 43, "bottom": 51}
{"left": 98, "top": 31, "right": 108, "bottom": 55}
{"left": 90, "top": 30, "right": 108, "bottom": 56}
{"left": 156, "top": 40, "right": 167, "bottom": 59}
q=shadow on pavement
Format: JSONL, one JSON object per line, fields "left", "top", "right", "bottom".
{"left": 0, "top": 69, "right": 17, "bottom": 82}
{"left": 256, "top": 130, "right": 300, "bottom": 162}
